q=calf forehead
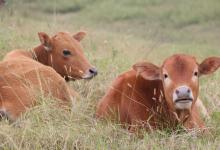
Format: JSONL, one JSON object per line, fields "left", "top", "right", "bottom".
{"left": 163, "top": 55, "right": 198, "bottom": 78}
{"left": 52, "top": 32, "right": 80, "bottom": 48}
{"left": 53, "top": 32, "right": 72, "bottom": 42}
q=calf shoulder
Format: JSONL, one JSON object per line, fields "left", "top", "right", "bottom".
{"left": 96, "top": 70, "right": 134, "bottom": 119}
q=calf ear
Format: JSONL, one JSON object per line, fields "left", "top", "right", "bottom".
{"left": 38, "top": 32, "right": 52, "bottom": 51}
{"left": 73, "top": 31, "right": 86, "bottom": 41}
{"left": 199, "top": 57, "right": 220, "bottom": 75}
{"left": 133, "top": 61, "right": 161, "bottom": 80}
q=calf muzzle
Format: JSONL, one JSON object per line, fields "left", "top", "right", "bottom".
{"left": 82, "top": 67, "right": 98, "bottom": 79}
{"left": 174, "top": 86, "right": 193, "bottom": 102}
{"left": 173, "top": 85, "right": 193, "bottom": 109}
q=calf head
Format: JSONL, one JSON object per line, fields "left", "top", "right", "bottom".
{"left": 133, "top": 54, "right": 220, "bottom": 111}
{"left": 37, "top": 31, "right": 97, "bottom": 81}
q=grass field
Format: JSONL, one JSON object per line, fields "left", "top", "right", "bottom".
{"left": 0, "top": 0, "right": 220, "bottom": 149}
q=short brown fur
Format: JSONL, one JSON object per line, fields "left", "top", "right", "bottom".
{"left": 0, "top": 31, "right": 96, "bottom": 120}
{"left": 96, "top": 54, "right": 220, "bottom": 132}
{"left": 4, "top": 31, "right": 97, "bottom": 80}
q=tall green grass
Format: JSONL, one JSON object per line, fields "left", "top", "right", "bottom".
{"left": 0, "top": 0, "right": 220, "bottom": 149}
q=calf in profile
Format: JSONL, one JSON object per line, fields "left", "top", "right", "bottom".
{"left": 0, "top": 31, "right": 97, "bottom": 121}
{"left": 96, "top": 54, "right": 220, "bottom": 132}
{"left": 4, "top": 31, "right": 97, "bottom": 80}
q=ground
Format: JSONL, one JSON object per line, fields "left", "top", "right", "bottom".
{"left": 0, "top": 0, "right": 220, "bottom": 149}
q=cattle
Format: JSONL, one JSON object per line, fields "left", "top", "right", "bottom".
{"left": 0, "top": 31, "right": 97, "bottom": 121}
{"left": 4, "top": 31, "right": 98, "bottom": 81}
{"left": 96, "top": 54, "right": 220, "bottom": 132}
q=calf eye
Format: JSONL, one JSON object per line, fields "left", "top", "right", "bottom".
{"left": 63, "top": 49, "right": 71, "bottom": 56}
{"left": 164, "top": 74, "right": 168, "bottom": 79}
{"left": 194, "top": 71, "right": 198, "bottom": 76}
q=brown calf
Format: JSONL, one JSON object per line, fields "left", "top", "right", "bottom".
{"left": 96, "top": 54, "right": 220, "bottom": 132}
{"left": 0, "top": 58, "right": 75, "bottom": 121}
{"left": 4, "top": 31, "right": 97, "bottom": 81}
{"left": 0, "top": 31, "right": 97, "bottom": 120}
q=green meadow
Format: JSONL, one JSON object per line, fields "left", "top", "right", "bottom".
{"left": 0, "top": 0, "right": 220, "bottom": 149}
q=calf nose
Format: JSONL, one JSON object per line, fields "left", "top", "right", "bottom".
{"left": 175, "top": 86, "right": 191, "bottom": 99}
{"left": 89, "top": 67, "right": 98, "bottom": 76}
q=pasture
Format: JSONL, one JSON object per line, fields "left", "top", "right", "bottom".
{"left": 0, "top": 0, "right": 220, "bottom": 149}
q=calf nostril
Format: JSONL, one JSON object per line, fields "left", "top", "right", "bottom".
{"left": 89, "top": 68, "right": 98, "bottom": 75}
{"left": 89, "top": 69, "right": 94, "bottom": 73}
{"left": 187, "top": 89, "right": 191, "bottom": 93}
{"left": 175, "top": 90, "right": 179, "bottom": 95}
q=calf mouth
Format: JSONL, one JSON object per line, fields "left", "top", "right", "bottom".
{"left": 175, "top": 98, "right": 193, "bottom": 103}
{"left": 82, "top": 72, "right": 97, "bottom": 80}
{"left": 174, "top": 98, "right": 193, "bottom": 110}
{"left": 65, "top": 74, "right": 96, "bottom": 81}
{"left": 82, "top": 74, "right": 96, "bottom": 80}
